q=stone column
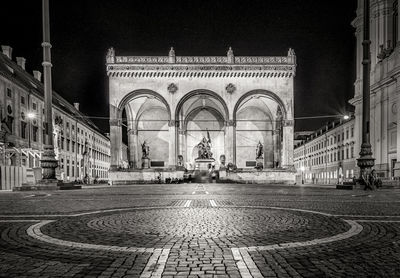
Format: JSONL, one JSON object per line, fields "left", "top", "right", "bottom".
{"left": 224, "top": 120, "right": 235, "bottom": 164}
{"left": 109, "top": 119, "right": 122, "bottom": 170}
{"left": 281, "top": 120, "right": 294, "bottom": 168}
{"left": 272, "top": 130, "right": 279, "bottom": 168}
{"left": 393, "top": 79, "right": 400, "bottom": 177}
{"left": 128, "top": 129, "right": 138, "bottom": 168}
{"left": 168, "top": 120, "right": 178, "bottom": 167}
{"left": 178, "top": 128, "right": 186, "bottom": 163}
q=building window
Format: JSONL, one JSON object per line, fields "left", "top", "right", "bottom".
{"left": 351, "top": 146, "right": 354, "bottom": 158}
{"left": 66, "top": 139, "right": 70, "bottom": 151}
{"left": 346, "top": 148, "right": 349, "bottom": 159}
{"left": 6, "top": 88, "right": 12, "bottom": 98}
{"left": 20, "top": 121, "right": 27, "bottom": 139}
{"left": 351, "top": 127, "right": 354, "bottom": 137}
{"left": 21, "top": 96, "right": 25, "bottom": 104}
{"left": 32, "top": 102, "right": 37, "bottom": 110}
{"left": 33, "top": 126, "right": 38, "bottom": 142}
{"left": 346, "top": 130, "right": 349, "bottom": 139}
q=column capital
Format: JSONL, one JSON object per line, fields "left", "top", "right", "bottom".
{"left": 128, "top": 129, "right": 138, "bottom": 135}
{"left": 283, "top": 120, "right": 294, "bottom": 127}
{"left": 109, "top": 119, "right": 121, "bottom": 127}
{"left": 226, "top": 120, "right": 236, "bottom": 127}
{"left": 178, "top": 129, "right": 186, "bottom": 135}
{"left": 168, "top": 120, "right": 179, "bottom": 127}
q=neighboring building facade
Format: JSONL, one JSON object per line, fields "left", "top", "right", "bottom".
{"left": 294, "top": 117, "right": 357, "bottom": 184}
{"left": 106, "top": 47, "right": 296, "bottom": 184}
{"left": 351, "top": 0, "right": 400, "bottom": 179}
{"left": 0, "top": 45, "right": 110, "bottom": 182}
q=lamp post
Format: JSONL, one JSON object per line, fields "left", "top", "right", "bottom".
{"left": 357, "top": 0, "right": 375, "bottom": 186}
{"left": 300, "top": 166, "right": 305, "bottom": 184}
{"left": 39, "top": 0, "right": 58, "bottom": 185}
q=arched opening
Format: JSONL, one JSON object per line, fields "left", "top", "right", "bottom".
{"left": 116, "top": 90, "right": 171, "bottom": 169}
{"left": 175, "top": 90, "right": 229, "bottom": 169}
{"left": 234, "top": 90, "right": 286, "bottom": 169}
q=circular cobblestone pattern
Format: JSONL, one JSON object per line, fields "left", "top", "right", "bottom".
{"left": 87, "top": 208, "right": 309, "bottom": 237}
{"left": 42, "top": 207, "right": 350, "bottom": 248}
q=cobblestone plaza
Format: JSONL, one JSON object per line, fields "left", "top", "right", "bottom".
{"left": 0, "top": 184, "right": 399, "bottom": 277}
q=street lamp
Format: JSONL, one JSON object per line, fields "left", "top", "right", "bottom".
{"left": 343, "top": 115, "right": 350, "bottom": 120}
{"left": 300, "top": 166, "right": 305, "bottom": 184}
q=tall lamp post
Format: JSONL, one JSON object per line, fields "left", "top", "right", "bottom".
{"left": 357, "top": 0, "right": 375, "bottom": 185}
{"left": 39, "top": 0, "right": 58, "bottom": 185}
{"left": 300, "top": 166, "right": 305, "bottom": 184}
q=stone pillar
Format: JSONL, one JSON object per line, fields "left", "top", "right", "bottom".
{"left": 178, "top": 128, "right": 186, "bottom": 163}
{"left": 168, "top": 120, "right": 177, "bottom": 167}
{"left": 109, "top": 119, "right": 122, "bottom": 170}
{"left": 272, "top": 130, "right": 279, "bottom": 168}
{"left": 225, "top": 120, "right": 235, "bottom": 164}
{"left": 282, "top": 120, "right": 294, "bottom": 168}
{"left": 128, "top": 129, "right": 138, "bottom": 168}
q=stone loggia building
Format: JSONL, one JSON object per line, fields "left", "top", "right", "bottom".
{"left": 106, "top": 47, "right": 296, "bottom": 184}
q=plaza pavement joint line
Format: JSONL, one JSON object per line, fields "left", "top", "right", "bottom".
{"left": 140, "top": 248, "right": 170, "bottom": 278}
{"left": 232, "top": 247, "right": 263, "bottom": 278}
{"left": 27, "top": 220, "right": 161, "bottom": 253}
{"left": 241, "top": 219, "right": 363, "bottom": 252}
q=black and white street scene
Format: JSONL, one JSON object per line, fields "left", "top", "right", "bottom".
{"left": 1, "top": 0, "right": 400, "bottom": 277}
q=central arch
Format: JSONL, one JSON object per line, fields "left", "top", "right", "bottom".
{"left": 175, "top": 89, "right": 229, "bottom": 169}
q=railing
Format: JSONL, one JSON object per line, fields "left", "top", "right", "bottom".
{"left": 0, "top": 166, "right": 27, "bottom": 190}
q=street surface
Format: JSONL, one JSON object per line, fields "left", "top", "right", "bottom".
{"left": 0, "top": 183, "right": 399, "bottom": 277}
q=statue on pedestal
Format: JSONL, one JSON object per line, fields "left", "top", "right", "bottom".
{"left": 255, "top": 141, "right": 264, "bottom": 170}
{"left": 141, "top": 141, "right": 150, "bottom": 158}
{"left": 197, "top": 130, "right": 213, "bottom": 159}
{"left": 256, "top": 141, "right": 263, "bottom": 159}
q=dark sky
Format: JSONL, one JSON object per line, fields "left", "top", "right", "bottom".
{"left": 2, "top": 0, "right": 357, "bottom": 133}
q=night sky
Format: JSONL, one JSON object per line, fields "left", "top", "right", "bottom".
{"left": 2, "top": 0, "right": 357, "bottom": 133}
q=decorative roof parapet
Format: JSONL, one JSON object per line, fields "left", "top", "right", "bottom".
{"left": 106, "top": 47, "right": 296, "bottom": 76}
{"left": 112, "top": 55, "right": 294, "bottom": 65}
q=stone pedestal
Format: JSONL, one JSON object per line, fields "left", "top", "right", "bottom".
{"left": 194, "top": 158, "right": 215, "bottom": 171}
{"left": 256, "top": 158, "right": 264, "bottom": 169}
{"left": 142, "top": 157, "right": 151, "bottom": 169}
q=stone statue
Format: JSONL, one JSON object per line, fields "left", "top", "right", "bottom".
{"left": 197, "top": 136, "right": 212, "bottom": 159}
{"left": 220, "top": 154, "right": 226, "bottom": 166}
{"left": 169, "top": 47, "right": 175, "bottom": 57}
{"left": 177, "top": 155, "right": 184, "bottom": 166}
{"left": 106, "top": 47, "right": 115, "bottom": 63}
{"left": 141, "top": 141, "right": 150, "bottom": 158}
{"left": 256, "top": 141, "right": 263, "bottom": 159}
